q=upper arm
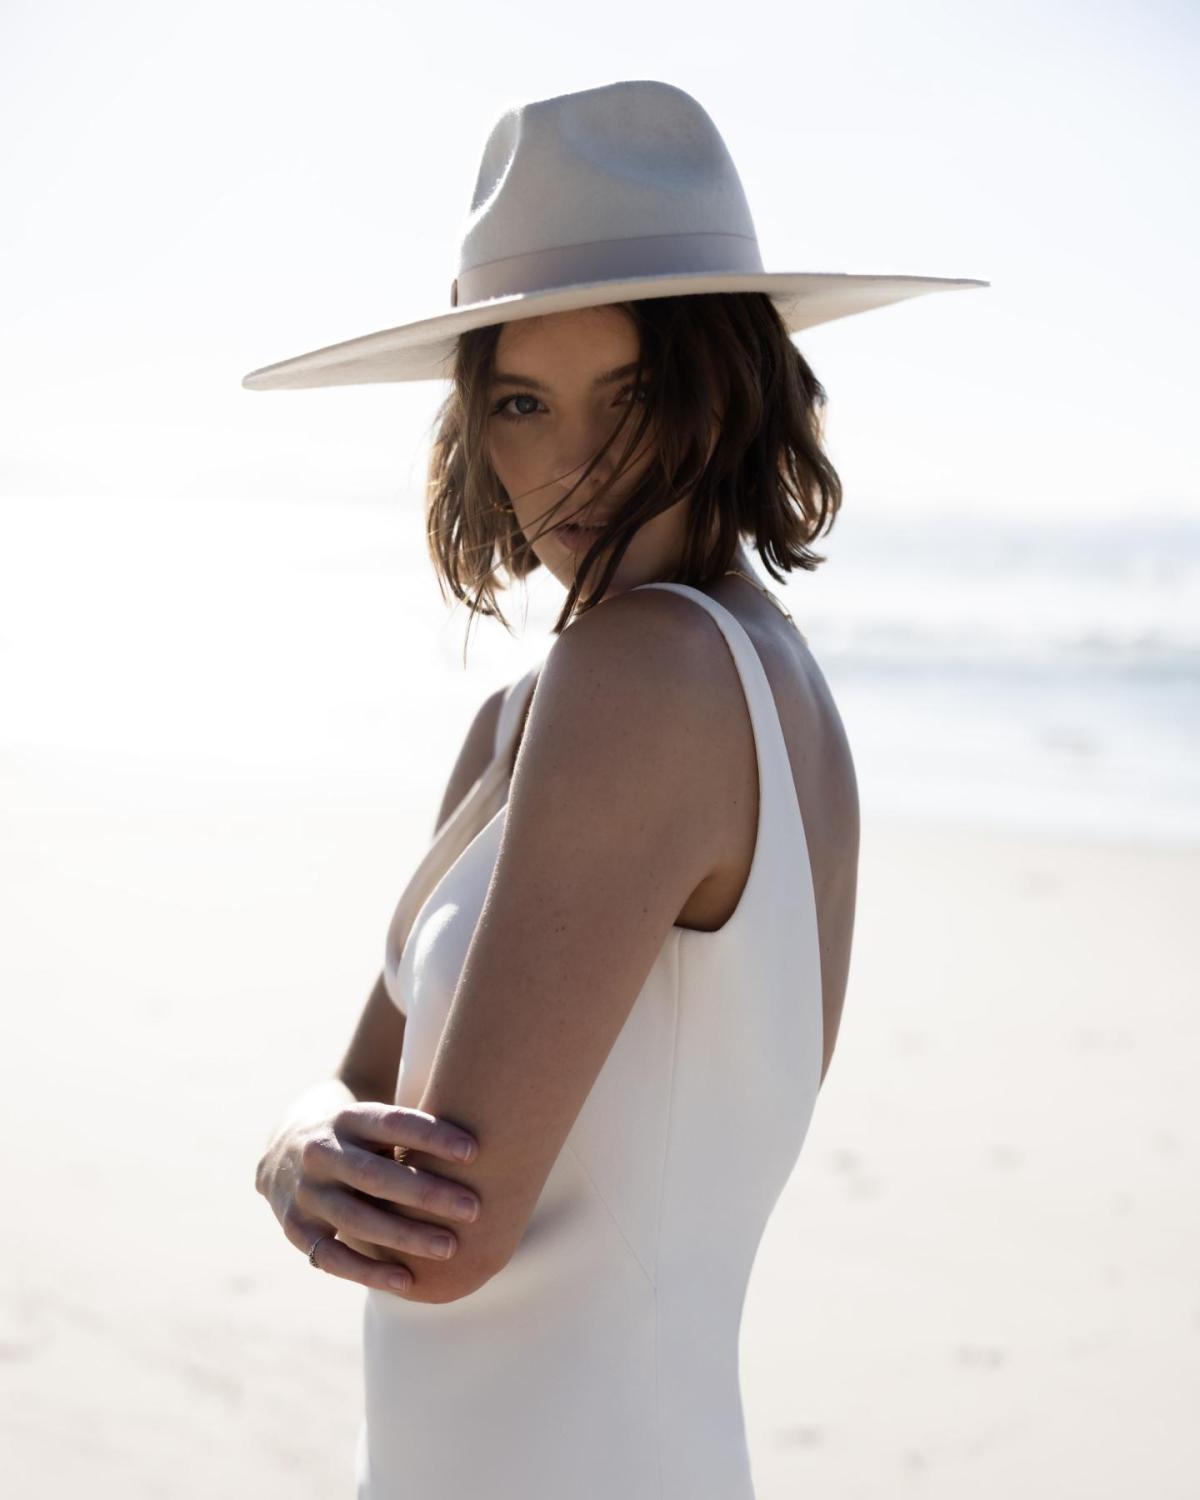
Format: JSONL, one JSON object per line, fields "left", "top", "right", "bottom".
{"left": 386, "top": 594, "right": 725, "bottom": 1303}
{"left": 335, "top": 968, "right": 407, "bottom": 1103}
{"left": 336, "top": 681, "right": 510, "bottom": 1102}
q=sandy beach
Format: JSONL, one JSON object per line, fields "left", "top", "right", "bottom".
{"left": 2, "top": 740, "right": 1196, "bottom": 1498}
{"left": 4, "top": 0, "right": 1198, "bottom": 1485}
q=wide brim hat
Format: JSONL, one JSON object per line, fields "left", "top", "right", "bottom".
{"left": 242, "top": 79, "right": 988, "bottom": 392}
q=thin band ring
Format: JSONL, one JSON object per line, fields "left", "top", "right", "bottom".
{"left": 308, "top": 1232, "right": 336, "bottom": 1268}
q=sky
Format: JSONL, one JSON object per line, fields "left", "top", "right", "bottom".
{"left": 1, "top": 0, "right": 1197, "bottom": 522}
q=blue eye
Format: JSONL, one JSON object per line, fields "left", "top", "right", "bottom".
{"left": 492, "top": 392, "right": 544, "bottom": 421}
{"left": 491, "top": 384, "right": 650, "bottom": 423}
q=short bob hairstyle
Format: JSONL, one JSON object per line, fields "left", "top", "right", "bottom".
{"left": 424, "top": 291, "right": 843, "bottom": 646}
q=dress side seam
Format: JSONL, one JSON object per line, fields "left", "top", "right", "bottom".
{"left": 562, "top": 1141, "right": 655, "bottom": 1288}
{"left": 654, "top": 930, "right": 682, "bottom": 1500}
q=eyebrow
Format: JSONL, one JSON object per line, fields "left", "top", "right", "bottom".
{"left": 489, "top": 360, "right": 642, "bottom": 393}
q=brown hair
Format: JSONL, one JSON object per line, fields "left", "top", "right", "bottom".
{"left": 424, "top": 291, "right": 842, "bottom": 651}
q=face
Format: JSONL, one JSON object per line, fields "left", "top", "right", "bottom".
{"left": 486, "top": 305, "right": 721, "bottom": 600}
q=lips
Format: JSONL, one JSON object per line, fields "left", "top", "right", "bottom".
{"left": 559, "top": 520, "right": 611, "bottom": 552}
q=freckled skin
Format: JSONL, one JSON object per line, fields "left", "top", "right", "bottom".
{"left": 375, "top": 306, "right": 856, "bottom": 1306}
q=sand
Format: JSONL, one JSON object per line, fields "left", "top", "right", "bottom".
{"left": 1, "top": 743, "right": 1196, "bottom": 1498}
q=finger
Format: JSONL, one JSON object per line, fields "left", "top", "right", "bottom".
{"left": 310, "top": 1231, "right": 416, "bottom": 1295}
{"left": 309, "top": 1183, "right": 461, "bottom": 1261}
{"left": 337, "top": 1231, "right": 399, "bottom": 1263}
{"left": 283, "top": 1210, "right": 414, "bottom": 1296}
{"left": 336, "top": 1102, "right": 478, "bottom": 1164}
{"left": 332, "top": 1139, "right": 481, "bottom": 1224}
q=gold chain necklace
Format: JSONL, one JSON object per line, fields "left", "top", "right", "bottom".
{"left": 722, "top": 568, "right": 807, "bottom": 644}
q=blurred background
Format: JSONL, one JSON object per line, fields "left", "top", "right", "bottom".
{"left": 2, "top": 1, "right": 1197, "bottom": 1496}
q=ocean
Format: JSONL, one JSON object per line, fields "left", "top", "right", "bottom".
{"left": 792, "top": 506, "right": 1200, "bottom": 848}
{"left": 2, "top": 494, "right": 1196, "bottom": 849}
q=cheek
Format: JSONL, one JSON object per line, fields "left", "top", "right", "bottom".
{"left": 486, "top": 428, "right": 510, "bottom": 467}
{"left": 488, "top": 427, "right": 541, "bottom": 479}
{"left": 487, "top": 440, "right": 524, "bottom": 502}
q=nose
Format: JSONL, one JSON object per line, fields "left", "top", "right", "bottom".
{"left": 554, "top": 450, "right": 616, "bottom": 500}
{"left": 550, "top": 408, "right": 640, "bottom": 502}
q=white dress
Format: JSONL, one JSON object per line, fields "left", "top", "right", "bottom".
{"left": 356, "top": 582, "right": 824, "bottom": 1499}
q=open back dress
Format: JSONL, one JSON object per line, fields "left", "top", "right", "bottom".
{"left": 357, "top": 581, "right": 824, "bottom": 1499}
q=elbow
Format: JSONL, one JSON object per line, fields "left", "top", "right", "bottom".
{"left": 413, "top": 1274, "right": 489, "bottom": 1306}
{"left": 402, "top": 1248, "right": 509, "bottom": 1306}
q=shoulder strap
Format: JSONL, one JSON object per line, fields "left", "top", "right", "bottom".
{"left": 628, "top": 580, "right": 808, "bottom": 920}
{"left": 493, "top": 662, "right": 542, "bottom": 762}
{"left": 382, "top": 661, "right": 544, "bottom": 1014}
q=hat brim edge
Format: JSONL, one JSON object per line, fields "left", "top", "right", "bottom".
{"left": 241, "top": 269, "right": 990, "bottom": 391}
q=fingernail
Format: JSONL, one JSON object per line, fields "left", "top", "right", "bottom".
{"left": 388, "top": 1273, "right": 410, "bottom": 1292}
{"left": 431, "top": 1235, "right": 453, "bottom": 1258}
{"left": 453, "top": 1138, "right": 474, "bottom": 1161}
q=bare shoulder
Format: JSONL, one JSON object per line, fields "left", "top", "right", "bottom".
{"left": 552, "top": 582, "right": 721, "bottom": 664}
{"left": 518, "top": 589, "right": 736, "bottom": 867}
{"left": 538, "top": 586, "right": 729, "bottom": 743}
{"left": 546, "top": 584, "right": 754, "bottom": 740}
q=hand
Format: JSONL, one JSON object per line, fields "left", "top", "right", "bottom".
{"left": 257, "top": 1101, "right": 482, "bottom": 1295}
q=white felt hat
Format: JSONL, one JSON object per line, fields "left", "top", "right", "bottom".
{"left": 242, "top": 79, "right": 988, "bottom": 392}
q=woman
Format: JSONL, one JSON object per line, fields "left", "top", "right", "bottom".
{"left": 249, "top": 79, "right": 986, "bottom": 1500}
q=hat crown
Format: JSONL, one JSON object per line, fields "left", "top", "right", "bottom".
{"left": 450, "top": 80, "right": 764, "bottom": 307}
{"left": 240, "top": 76, "right": 988, "bottom": 391}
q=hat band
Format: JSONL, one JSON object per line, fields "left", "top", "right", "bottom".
{"left": 452, "top": 231, "right": 764, "bottom": 307}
